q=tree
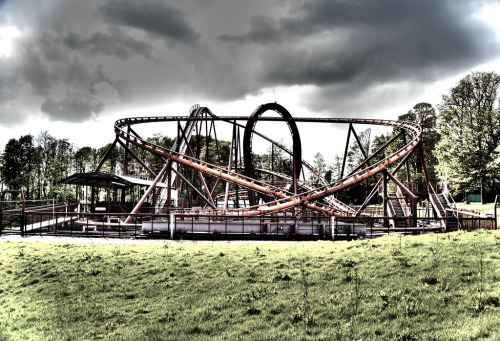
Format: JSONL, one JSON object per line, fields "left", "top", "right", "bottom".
{"left": 74, "top": 147, "right": 94, "bottom": 173}
{"left": 370, "top": 132, "right": 393, "bottom": 164}
{"left": 0, "top": 135, "right": 36, "bottom": 198}
{"left": 36, "top": 131, "right": 58, "bottom": 198}
{"left": 370, "top": 103, "right": 440, "bottom": 185}
{"left": 327, "top": 154, "right": 343, "bottom": 182}
{"left": 487, "top": 145, "right": 500, "bottom": 182}
{"left": 399, "top": 102, "right": 440, "bottom": 182}
{"left": 48, "top": 138, "right": 74, "bottom": 202}
{"left": 97, "top": 142, "right": 122, "bottom": 174}
{"left": 310, "top": 152, "right": 327, "bottom": 181}
{"left": 346, "top": 128, "right": 371, "bottom": 175}
{"left": 436, "top": 71, "right": 500, "bottom": 197}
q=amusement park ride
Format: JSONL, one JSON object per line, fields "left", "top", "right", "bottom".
{"left": 2, "top": 103, "right": 496, "bottom": 238}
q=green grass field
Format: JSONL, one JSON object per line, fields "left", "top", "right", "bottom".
{"left": 1, "top": 231, "right": 499, "bottom": 340}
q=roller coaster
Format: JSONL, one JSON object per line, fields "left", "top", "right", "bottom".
{"left": 113, "top": 103, "right": 420, "bottom": 216}
{"left": 3, "top": 103, "right": 496, "bottom": 239}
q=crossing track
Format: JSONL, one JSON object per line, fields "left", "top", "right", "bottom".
{"left": 114, "top": 104, "right": 421, "bottom": 217}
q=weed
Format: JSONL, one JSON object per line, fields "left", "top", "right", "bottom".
{"left": 400, "top": 294, "right": 418, "bottom": 318}
{"left": 290, "top": 259, "right": 315, "bottom": 326}
{"left": 158, "top": 311, "right": 175, "bottom": 323}
{"left": 474, "top": 243, "right": 486, "bottom": 311}
{"left": 420, "top": 274, "right": 439, "bottom": 285}
{"left": 338, "top": 258, "right": 357, "bottom": 268}
{"left": 393, "top": 253, "right": 411, "bottom": 267}
{"left": 246, "top": 306, "right": 261, "bottom": 315}
{"left": 349, "top": 267, "right": 362, "bottom": 340}
{"left": 291, "top": 306, "right": 315, "bottom": 326}
{"left": 273, "top": 272, "right": 291, "bottom": 282}
{"left": 112, "top": 245, "right": 121, "bottom": 256}
{"left": 17, "top": 244, "right": 25, "bottom": 257}
{"left": 379, "top": 290, "right": 389, "bottom": 309}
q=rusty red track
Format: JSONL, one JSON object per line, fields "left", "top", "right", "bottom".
{"left": 114, "top": 104, "right": 421, "bottom": 217}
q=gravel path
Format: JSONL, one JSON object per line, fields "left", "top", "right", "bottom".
{"left": 0, "top": 234, "right": 280, "bottom": 245}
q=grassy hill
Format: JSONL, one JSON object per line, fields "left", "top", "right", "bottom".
{"left": 1, "top": 231, "right": 499, "bottom": 340}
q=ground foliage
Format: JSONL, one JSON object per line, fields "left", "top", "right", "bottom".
{"left": 0, "top": 231, "right": 499, "bottom": 340}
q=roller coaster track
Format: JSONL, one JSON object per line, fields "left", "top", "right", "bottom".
{"left": 204, "top": 110, "right": 328, "bottom": 187}
{"left": 114, "top": 104, "right": 421, "bottom": 217}
{"left": 251, "top": 167, "right": 356, "bottom": 215}
{"left": 189, "top": 107, "right": 352, "bottom": 213}
{"left": 156, "top": 104, "right": 201, "bottom": 210}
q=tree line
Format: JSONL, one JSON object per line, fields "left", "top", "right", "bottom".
{"left": 307, "top": 71, "right": 500, "bottom": 200}
{"left": 1, "top": 71, "right": 499, "bottom": 203}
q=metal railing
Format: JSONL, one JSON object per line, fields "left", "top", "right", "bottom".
{"left": 1, "top": 209, "right": 495, "bottom": 240}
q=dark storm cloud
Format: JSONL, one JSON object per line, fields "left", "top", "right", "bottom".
{"left": 219, "top": 15, "right": 283, "bottom": 45}
{"left": 98, "top": 1, "right": 200, "bottom": 44}
{"left": 41, "top": 90, "right": 104, "bottom": 122}
{"left": 63, "top": 29, "right": 153, "bottom": 60}
{"left": 8, "top": 28, "right": 127, "bottom": 122}
{"left": 0, "top": 59, "right": 22, "bottom": 101}
{"left": 0, "top": 59, "right": 28, "bottom": 125}
{"left": 221, "top": 0, "right": 498, "bottom": 93}
{"left": 1, "top": 0, "right": 499, "bottom": 126}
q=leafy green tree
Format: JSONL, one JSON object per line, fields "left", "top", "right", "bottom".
{"left": 486, "top": 145, "right": 500, "bottom": 184}
{"left": 399, "top": 102, "right": 440, "bottom": 181}
{"left": 97, "top": 142, "right": 122, "bottom": 174}
{"left": 436, "top": 71, "right": 500, "bottom": 197}
{"left": 346, "top": 128, "right": 371, "bottom": 175}
{"left": 33, "top": 132, "right": 76, "bottom": 201}
{"left": 0, "top": 135, "right": 36, "bottom": 198}
{"left": 370, "top": 103, "right": 440, "bottom": 184}
{"left": 144, "top": 133, "right": 175, "bottom": 174}
{"left": 329, "top": 154, "right": 343, "bottom": 182}
{"left": 0, "top": 153, "right": 3, "bottom": 188}
{"left": 310, "top": 152, "right": 327, "bottom": 181}
{"left": 370, "top": 132, "right": 393, "bottom": 164}
{"left": 74, "top": 147, "right": 94, "bottom": 173}
{"left": 48, "top": 139, "right": 74, "bottom": 202}
{"left": 36, "top": 131, "right": 58, "bottom": 198}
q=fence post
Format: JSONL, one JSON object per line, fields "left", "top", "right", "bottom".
{"left": 170, "top": 213, "right": 175, "bottom": 239}
{"left": 494, "top": 195, "right": 498, "bottom": 230}
{"left": 21, "top": 206, "right": 25, "bottom": 237}
{"left": 0, "top": 194, "right": 3, "bottom": 234}
{"left": 330, "top": 216, "right": 335, "bottom": 240}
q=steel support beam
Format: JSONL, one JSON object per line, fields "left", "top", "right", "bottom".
{"left": 355, "top": 145, "right": 417, "bottom": 215}
{"left": 348, "top": 131, "right": 403, "bottom": 177}
{"left": 341, "top": 123, "right": 352, "bottom": 179}
{"left": 124, "top": 161, "right": 170, "bottom": 224}
{"left": 171, "top": 167, "right": 217, "bottom": 210}
{"left": 95, "top": 137, "right": 118, "bottom": 172}
{"left": 116, "top": 138, "right": 156, "bottom": 178}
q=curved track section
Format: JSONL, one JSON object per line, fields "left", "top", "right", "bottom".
{"left": 204, "top": 109, "right": 339, "bottom": 209}
{"left": 114, "top": 105, "right": 421, "bottom": 217}
{"left": 243, "top": 103, "right": 302, "bottom": 205}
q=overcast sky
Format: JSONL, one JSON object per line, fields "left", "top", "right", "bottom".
{"left": 1, "top": 0, "right": 500, "bottom": 161}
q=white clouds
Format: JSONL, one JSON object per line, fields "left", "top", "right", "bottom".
{"left": 0, "top": 26, "right": 21, "bottom": 58}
